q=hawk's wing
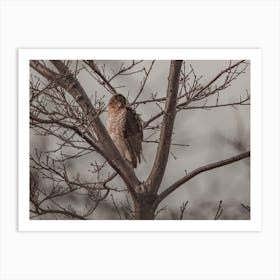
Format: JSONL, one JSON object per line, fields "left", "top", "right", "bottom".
{"left": 123, "top": 106, "right": 143, "bottom": 168}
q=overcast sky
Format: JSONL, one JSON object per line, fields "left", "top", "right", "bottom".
{"left": 30, "top": 60, "right": 250, "bottom": 220}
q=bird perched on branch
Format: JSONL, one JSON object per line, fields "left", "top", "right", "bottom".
{"left": 107, "top": 94, "right": 143, "bottom": 168}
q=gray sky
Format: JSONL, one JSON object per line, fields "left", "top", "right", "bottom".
{"left": 30, "top": 60, "right": 250, "bottom": 220}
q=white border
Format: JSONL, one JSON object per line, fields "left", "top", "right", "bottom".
{"left": 18, "top": 49, "right": 262, "bottom": 231}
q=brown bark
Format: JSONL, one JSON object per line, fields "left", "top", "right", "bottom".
{"left": 133, "top": 194, "right": 157, "bottom": 220}
{"left": 146, "top": 60, "right": 183, "bottom": 194}
{"left": 30, "top": 60, "right": 141, "bottom": 197}
{"left": 30, "top": 60, "right": 250, "bottom": 220}
{"left": 134, "top": 205, "right": 155, "bottom": 220}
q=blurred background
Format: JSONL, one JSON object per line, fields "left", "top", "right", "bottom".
{"left": 30, "top": 60, "right": 250, "bottom": 220}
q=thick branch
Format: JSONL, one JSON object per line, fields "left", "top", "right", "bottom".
{"left": 146, "top": 60, "right": 182, "bottom": 193}
{"left": 30, "top": 60, "right": 140, "bottom": 196}
{"left": 155, "top": 151, "right": 250, "bottom": 206}
{"left": 30, "top": 61, "right": 59, "bottom": 80}
{"left": 47, "top": 60, "right": 108, "bottom": 141}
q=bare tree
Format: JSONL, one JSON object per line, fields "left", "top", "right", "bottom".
{"left": 29, "top": 59, "right": 250, "bottom": 220}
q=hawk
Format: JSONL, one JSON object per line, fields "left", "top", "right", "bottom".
{"left": 107, "top": 94, "right": 143, "bottom": 168}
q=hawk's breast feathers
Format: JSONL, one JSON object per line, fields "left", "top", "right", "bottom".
{"left": 107, "top": 94, "right": 143, "bottom": 168}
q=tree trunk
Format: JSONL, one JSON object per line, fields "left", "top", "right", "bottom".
{"left": 134, "top": 200, "right": 156, "bottom": 220}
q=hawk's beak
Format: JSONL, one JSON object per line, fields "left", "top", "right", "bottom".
{"left": 118, "top": 102, "right": 122, "bottom": 108}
